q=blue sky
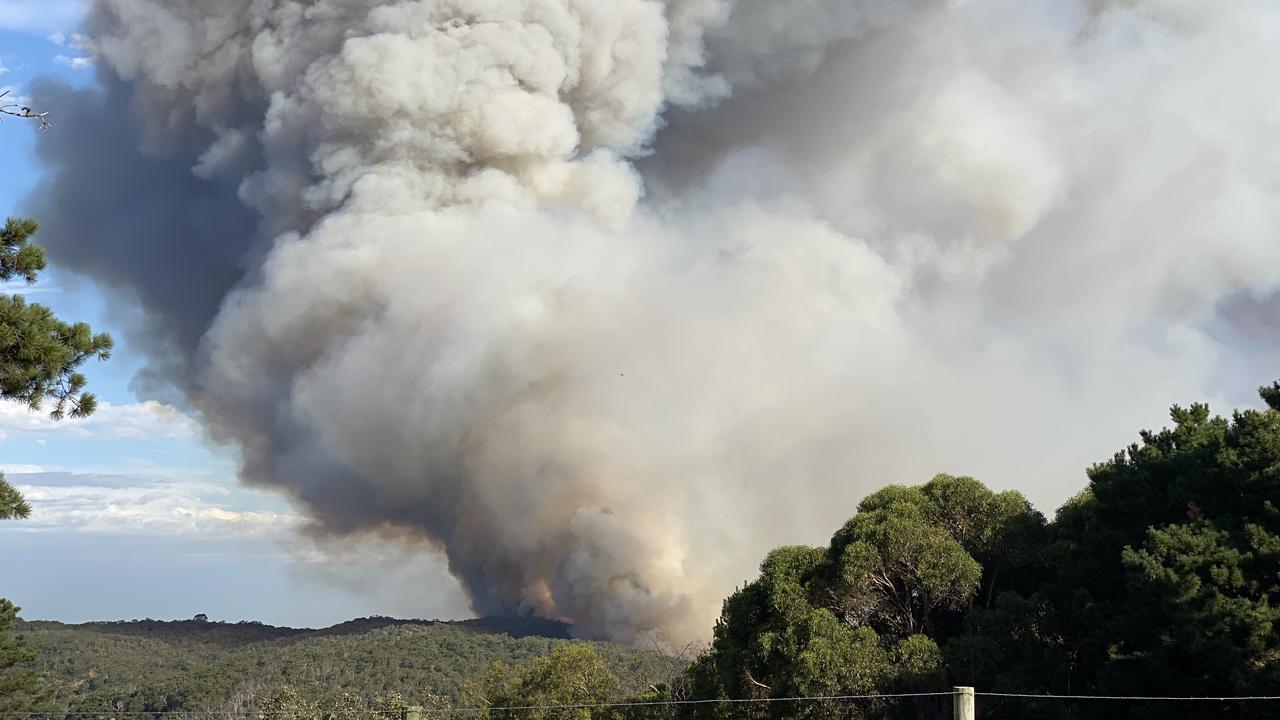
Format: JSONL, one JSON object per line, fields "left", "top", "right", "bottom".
{"left": 0, "top": 5, "right": 473, "bottom": 627}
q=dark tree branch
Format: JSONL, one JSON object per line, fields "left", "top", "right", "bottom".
{"left": 0, "top": 91, "right": 51, "bottom": 131}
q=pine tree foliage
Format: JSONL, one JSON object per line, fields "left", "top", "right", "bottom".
{"left": 0, "top": 600, "right": 49, "bottom": 712}
{"left": 0, "top": 216, "right": 112, "bottom": 711}
{"left": 0, "top": 477, "right": 31, "bottom": 519}
{"left": 0, "top": 217, "right": 113, "bottom": 420}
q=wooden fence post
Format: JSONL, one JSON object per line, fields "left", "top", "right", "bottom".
{"left": 953, "top": 687, "right": 975, "bottom": 720}
{"left": 402, "top": 705, "right": 424, "bottom": 720}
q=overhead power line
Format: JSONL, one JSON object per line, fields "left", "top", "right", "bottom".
{"left": 977, "top": 692, "right": 1280, "bottom": 702}
{"left": 0, "top": 693, "right": 953, "bottom": 717}
{"left": 5, "top": 690, "right": 1280, "bottom": 717}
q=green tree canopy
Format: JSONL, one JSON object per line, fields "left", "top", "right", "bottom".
{"left": 688, "top": 384, "right": 1280, "bottom": 720}
{"left": 1041, "top": 384, "right": 1280, "bottom": 708}
{"left": 0, "top": 217, "right": 113, "bottom": 420}
{"left": 945, "top": 382, "right": 1280, "bottom": 719}
{"left": 0, "top": 216, "right": 113, "bottom": 519}
{"left": 250, "top": 685, "right": 410, "bottom": 720}
{"left": 0, "top": 600, "right": 48, "bottom": 712}
{"left": 465, "top": 643, "right": 623, "bottom": 720}
{"left": 0, "top": 479, "right": 30, "bottom": 520}
{"left": 688, "top": 475, "right": 1042, "bottom": 719}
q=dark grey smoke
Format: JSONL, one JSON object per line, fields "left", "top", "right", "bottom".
{"left": 27, "top": 74, "right": 259, "bottom": 385}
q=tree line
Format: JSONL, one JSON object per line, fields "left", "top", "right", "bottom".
{"left": 466, "top": 384, "right": 1280, "bottom": 720}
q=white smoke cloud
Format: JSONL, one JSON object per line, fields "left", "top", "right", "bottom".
{"left": 27, "top": 0, "right": 1280, "bottom": 645}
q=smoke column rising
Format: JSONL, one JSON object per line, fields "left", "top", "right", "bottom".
{"left": 26, "top": 0, "right": 1280, "bottom": 644}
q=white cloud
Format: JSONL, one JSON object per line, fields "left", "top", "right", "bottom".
{"left": 0, "top": 0, "right": 86, "bottom": 33}
{"left": 48, "top": 31, "right": 91, "bottom": 50}
{"left": 51, "top": 32, "right": 95, "bottom": 69}
{"left": 9, "top": 472, "right": 298, "bottom": 536}
{"left": 0, "top": 400, "right": 200, "bottom": 441}
{"left": 53, "top": 54, "right": 93, "bottom": 70}
{"left": 0, "top": 85, "right": 31, "bottom": 107}
{"left": 0, "top": 464, "right": 45, "bottom": 474}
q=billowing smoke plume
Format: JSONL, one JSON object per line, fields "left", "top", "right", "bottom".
{"left": 27, "top": 0, "right": 1280, "bottom": 644}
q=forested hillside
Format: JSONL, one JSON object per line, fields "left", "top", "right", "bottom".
{"left": 15, "top": 617, "right": 682, "bottom": 715}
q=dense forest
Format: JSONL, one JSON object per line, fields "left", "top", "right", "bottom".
{"left": 9, "top": 616, "right": 681, "bottom": 716}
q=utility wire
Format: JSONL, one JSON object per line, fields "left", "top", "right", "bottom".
{"left": 463, "top": 692, "right": 954, "bottom": 713}
{"left": 6, "top": 690, "right": 1280, "bottom": 717}
{"left": 976, "top": 692, "right": 1280, "bottom": 702}
{"left": 0, "top": 692, "right": 953, "bottom": 716}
